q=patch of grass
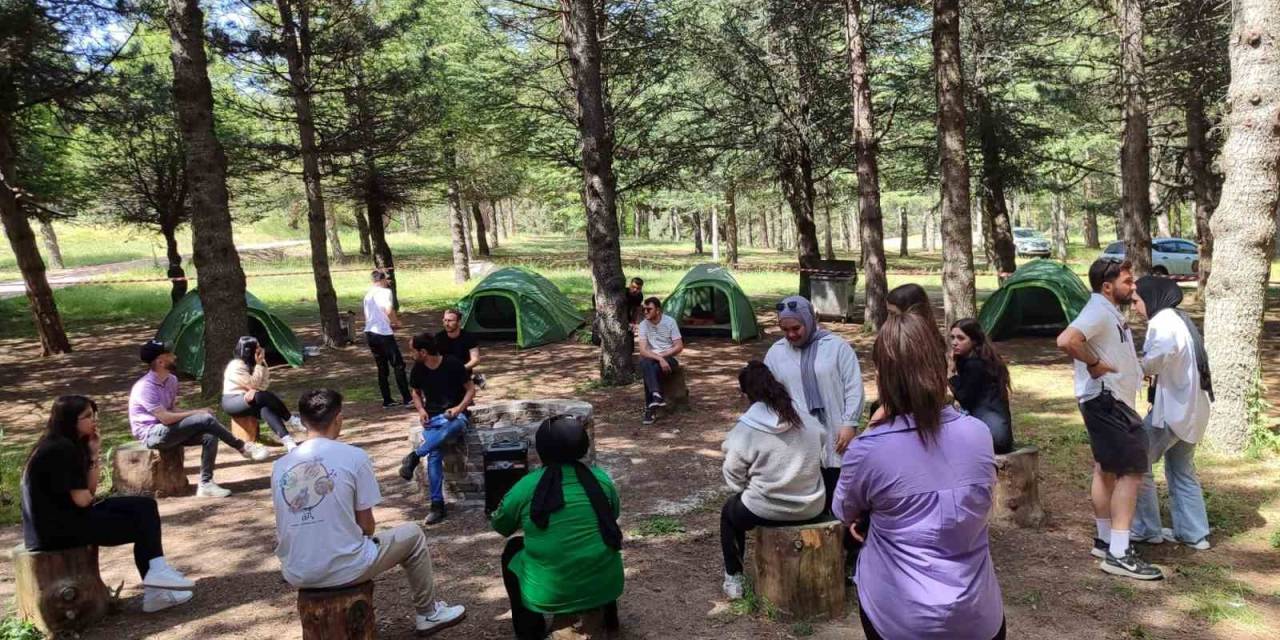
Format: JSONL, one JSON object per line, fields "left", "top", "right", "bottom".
{"left": 728, "top": 578, "right": 780, "bottom": 620}
{"left": 789, "top": 621, "right": 814, "bottom": 637}
{"left": 1176, "top": 563, "right": 1264, "bottom": 626}
{"left": 1126, "top": 625, "right": 1150, "bottom": 639}
{"left": 631, "top": 516, "right": 686, "bottom": 538}
{"left": 1011, "top": 589, "right": 1043, "bottom": 608}
{"left": 1110, "top": 583, "right": 1137, "bottom": 601}
{"left": 1269, "top": 529, "right": 1280, "bottom": 549}
{"left": 0, "top": 617, "right": 44, "bottom": 640}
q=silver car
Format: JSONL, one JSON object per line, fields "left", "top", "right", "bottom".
{"left": 1012, "top": 227, "right": 1051, "bottom": 257}
{"left": 1099, "top": 238, "right": 1200, "bottom": 276}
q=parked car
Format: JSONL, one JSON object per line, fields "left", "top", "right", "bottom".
{"left": 1099, "top": 237, "right": 1200, "bottom": 276}
{"left": 1012, "top": 227, "right": 1051, "bottom": 257}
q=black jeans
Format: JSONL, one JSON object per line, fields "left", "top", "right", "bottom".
{"left": 366, "top": 332, "right": 411, "bottom": 405}
{"left": 821, "top": 467, "right": 862, "bottom": 573}
{"left": 34, "top": 496, "right": 164, "bottom": 580}
{"left": 639, "top": 356, "right": 678, "bottom": 405}
{"left": 720, "top": 493, "right": 824, "bottom": 575}
{"left": 221, "top": 391, "right": 291, "bottom": 440}
{"left": 143, "top": 413, "right": 244, "bottom": 484}
{"left": 501, "top": 537, "right": 618, "bottom": 640}
{"left": 859, "top": 605, "right": 1006, "bottom": 640}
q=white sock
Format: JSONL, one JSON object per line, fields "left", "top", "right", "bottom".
{"left": 1110, "top": 530, "right": 1130, "bottom": 557}
{"left": 1095, "top": 518, "right": 1111, "bottom": 541}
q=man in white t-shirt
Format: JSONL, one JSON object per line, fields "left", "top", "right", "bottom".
{"left": 271, "top": 389, "right": 465, "bottom": 636}
{"left": 637, "top": 297, "right": 684, "bottom": 425}
{"left": 364, "top": 270, "right": 412, "bottom": 408}
{"left": 1057, "top": 259, "right": 1162, "bottom": 581}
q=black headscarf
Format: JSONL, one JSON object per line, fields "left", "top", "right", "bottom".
{"left": 1136, "top": 276, "right": 1214, "bottom": 401}
{"left": 530, "top": 415, "right": 622, "bottom": 550}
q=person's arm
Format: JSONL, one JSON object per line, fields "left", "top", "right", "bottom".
{"left": 1141, "top": 321, "right": 1174, "bottom": 376}
{"left": 250, "top": 362, "right": 269, "bottom": 391}
{"left": 636, "top": 322, "right": 658, "bottom": 361}
{"left": 464, "top": 347, "right": 481, "bottom": 372}
{"left": 835, "top": 342, "right": 863, "bottom": 454}
{"left": 949, "top": 358, "right": 985, "bottom": 409}
{"left": 151, "top": 406, "right": 207, "bottom": 426}
{"left": 660, "top": 337, "right": 684, "bottom": 359}
{"left": 354, "top": 454, "right": 382, "bottom": 536}
{"left": 355, "top": 509, "right": 375, "bottom": 536}
{"left": 386, "top": 307, "right": 402, "bottom": 330}
{"left": 412, "top": 388, "right": 428, "bottom": 422}
{"left": 721, "top": 431, "right": 751, "bottom": 493}
{"left": 447, "top": 380, "right": 477, "bottom": 417}
{"left": 1056, "top": 326, "right": 1113, "bottom": 379}
{"left": 490, "top": 475, "right": 530, "bottom": 537}
{"left": 832, "top": 441, "right": 871, "bottom": 528}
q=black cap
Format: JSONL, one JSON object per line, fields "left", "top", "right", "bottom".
{"left": 140, "top": 339, "right": 170, "bottom": 364}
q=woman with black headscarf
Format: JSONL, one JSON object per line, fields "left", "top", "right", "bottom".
{"left": 491, "top": 416, "right": 623, "bottom": 639}
{"left": 1131, "top": 276, "right": 1213, "bottom": 550}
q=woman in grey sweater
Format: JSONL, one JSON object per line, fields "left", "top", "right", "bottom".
{"left": 720, "top": 361, "right": 826, "bottom": 600}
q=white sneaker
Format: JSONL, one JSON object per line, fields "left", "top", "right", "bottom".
{"left": 143, "top": 565, "right": 196, "bottom": 590}
{"left": 1162, "top": 528, "right": 1211, "bottom": 550}
{"left": 240, "top": 442, "right": 270, "bottom": 461}
{"left": 143, "top": 588, "right": 193, "bottom": 613}
{"left": 415, "top": 600, "right": 465, "bottom": 636}
{"left": 723, "top": 572, "right": 745, "bottom": 600}
{"left": 282, "top": 435, "right": 298, "bottom": 452}
{"left": 288, "top": 415, "right": 303, "bottom": 430}
{"left": 196, "top": 482, "right": 231, "bottom": 498}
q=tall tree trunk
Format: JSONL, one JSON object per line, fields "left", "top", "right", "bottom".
{"left": 726, "top": 186, "right": 739, "bottom": 266}
{"left": 366, "top": 198, "right": 400, "bottom": 310}
{"left": 275, "top": 0, "right": 342, "bottom": 346}
{"left": 899, "top": 206, "right": 909, "bottom": 257}
{"left": 0, "top": 116, "right": 70, "bottom": 355}
{"left": 485, "top": 200, "right": 500, "bottom": 249}
{"left": 759, "top": 206, "right": 771, "bottom": 248}
{"left": 1187, "top": 89, "right": 1219, "bottom": 293}
{"left": 711, "top": 205, "right": 721, "bottom": 261}
{"left": 325, "top": 208, "right": 344, "bottom": 262}
{"left": 1202, "top": 0, "right": 1280, "bottom": 453}
{"left": 166, "top": 0, "right": 247, "bottom": 390}
{"left": 160, "top": 221, "right": 188, "bottom": 307}
{"left": 822, "top": 192, "right": 835, "bottom": 259}
{"left": 1119, "top": 0, "right": 1154, "bottom": 276}
{"left": 443, "top": 142, "right": 469, "bottom": 283}
{"left": 560, "top": 0, "right": 634, "bottom": 384}
{"left": 1052, "top": 193, "right": 1069, "bottom": 260}
{"left": 353, "top": 206, "right": 372, "bottom": 256}
{"left": 693, "top": 210, "right": 704, "bottom": 254}
{"left": 37, "top": 218, "right": 63, "bottom": 270}
{"left": 779, "top": 152, "right": 823, "bottom": 298}
{"left": 976, "top": 96, "right": 1018, "bottom": 273}
{"left": 1084, "top": 175, "right": 1101, "bottom": 249}
{"left": 470, "top": 201, "right": 491, "bottom": 257}
{"left": 934, "top": 0, "right": 977, "bottom": 325}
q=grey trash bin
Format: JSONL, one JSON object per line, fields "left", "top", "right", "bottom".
{"left": 805, "top": 259, "right": 858, "bottom": 322}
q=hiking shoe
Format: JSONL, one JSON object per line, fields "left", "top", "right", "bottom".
{"left": 648, "top": 393, "right": 666, "bottom": 409}
{"left": 1091, "top": 538, "right": 1108, "bottom": 559}
{"left": 641, "top": 409, "right": 655, "bottom": 425}
{"left": 281, "top": 435, "right": 299, "bottom": 452}
{"left": 239, "top": 442, "right": 270, "bottom": 462}
{"left": 424, "top": 503, "right": 447, "bottom": 526}
{"left": 196, "top": 482, "right": 231, "bottom": 498}
{"left": 143, "top": 565, "right": 195, "bottom": 590}
{"left": 1101, "top": 547, "right": 1164, "bottom": 580}
{"left": 399, "top": 452, "right": 421, "bottom": 482}
{"left": 723, "top": 572, "right": 745, "bottom": 600}
{"left": 415, "top": 600, "right": 466, "bottom": 636}
{"left": 1162, "top": 528, "right": 1211, "bottom": 550}
{"left": 1132, "top": 531, "right": 1165, "bottom": 545}
{"left": 143, "top": 588, "right": 193, "bottom": 613}
{"left": 383, "top": 401, "right": 403, "bottom": 409}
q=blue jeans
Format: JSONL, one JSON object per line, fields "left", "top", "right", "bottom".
{"left": 414, "top": 413, "right": 469, "bottom": 503}
{"left": 1133, "top": 416, "right": 1210, "bottom": 543}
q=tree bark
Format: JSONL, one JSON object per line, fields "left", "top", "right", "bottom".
{"left": 160, "top": 222, "right": 188, "bottom": 307}
{"left": 325, "top": 207, "right": 344, "bottom": 262}
{"left": 354, "top": 206, "right": 372, "bottom": 256}
{"left": 366, "top": 198, "right": 398, "bottom": 310}
{"left": 1083, "top": 174, "right": 1101, "bottom": 249}
{"left": 779, "top": 153, "right": 823, "bottom": 298}
{"left": 443, "top": 142, "right": 469, "bottom": 283}
{"left": 486, "top": 199, "right": 500, "bottom": 249}
{"left": 822, "top": 191, "right": 835, "bottom": 259}
{"left": 560, "top": 0, "right": 634, "bottom": 384}
{"left": 36, "top": 218, "right": 63, "bottom": 270}
{"left": 1118, "top": 0, "right": 1154, "bottom": 276}
{"left": 934, "top": 0, "right": 977, "bottom": 325}
{"left": 692, "top": 210, "right": 704, "bottom": 254}
{"left": 898, "top": 206, "right": 908, "bottom": 257}
{"left": 976, "top": 94, "right": 1017, "bottom": 273}
{"left": 1052, "top": 193, "right": 1068, "bottom": 260}
{"left": 166, "top": 0, "right": 246, "bottom": 390}
{"left": 759, "top": 205, "right": 771, "bottom": 248}
{"left": 470, "top": 201, "right": 491, "bottom": 257}
{"left": 726, "top": 186, "right": 739, "bottom": 266}
{"left": 711, "top": 206, "right": 721, "bottom": 261}
{"left": 1202, "top": 0, "right": 1280, "bottom": 453}
{"left": 1187, "top": 89, "right": 1219, "bottom": 293}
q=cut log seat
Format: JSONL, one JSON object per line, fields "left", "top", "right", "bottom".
{"left": 993, "top": 445, "right": 1045, "bottom": 528}
{"left": 11, "top": 544, "right": 111, "bottom": 635}
{"left": 749, "top": 519, "right": 846, "bottom": 620}
{"left": 297, "top": 581, "right": 375, "bottom": 640}
{"left": 111, "top": 441, "right": 189, "bottom": 497}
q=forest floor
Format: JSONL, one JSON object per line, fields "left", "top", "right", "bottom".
{"left": 0, "top": 235, "right": 1279, "bottom": 639}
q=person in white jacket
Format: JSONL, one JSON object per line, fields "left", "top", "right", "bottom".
{"left": 720, "top": 361, "right": 826, "bottom": 600}
{"left": 1131, "top": 276, "right": 1213, "bottom": 550}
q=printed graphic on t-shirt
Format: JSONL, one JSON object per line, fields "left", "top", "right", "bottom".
{"left": 279, "top": 460, "right": 336, "bottom": 523}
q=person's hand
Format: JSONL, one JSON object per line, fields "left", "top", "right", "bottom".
{"left": 835, "top": 426, "right": 857, "bottom": 454}
{"left": 88, "top": 432, "right": 102, "bottom": 458}
{"left": 849, "top": 520, "right": 866, "bottom": 543}
{"left": 658, "top": 358, "right": 671, "bottom": 374}
{"left": 255, "top": 347, "right": 266, "bottom": 364}
{"left": 445, "top": 406, "right": 461, "bottom": 419}
{"left": 244, "top": 389, "right": 257, "bottom": 403}
{"left": 1087, "top": 360, "right": 1116, "bottom": 379}
{"left": 418, "top": 410, "right": 429, "bottom": 424}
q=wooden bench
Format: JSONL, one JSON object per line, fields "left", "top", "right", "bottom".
{"left": 297, "top": 581, "right": 375, "bottom": 640}
{"left": 549, "top": 606, "right": 618, "bottom": 639}
{"left": 11, "top": 544, "right": 111, "bottom": 635}
{"left": 111, "top": 441, "right": 189, "bottom": 497}
{"left": 658, "top": 365, "right": 690, "bottom": 411}
{"left": 750, "top": 519, "right": 845, "bottom": 620}
{"left": 993, "top": 445, "right": 1045, "bottom": 528}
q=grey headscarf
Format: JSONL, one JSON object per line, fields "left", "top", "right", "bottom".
{"left": 778, "top": 295, "right": 832, "bottom": 420}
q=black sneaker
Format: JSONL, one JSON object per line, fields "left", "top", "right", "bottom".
{"left": 383, "top": 400, "right": 403, "bottom": 409}
{"left": 641, "top": 409, "right": 655, "bottom": 425}
{"left": 1101, "top": 547, "right": 1164, "bottom": 580}
{"left": 648, "top": 393, "right": 666, "bottom": 409}
{"left": 473, "top": 373, "right": 487, "bottom": 390}
{"left": 1091, "top": 538, "right": 1108, "bottom": 559}
{"left": 398, "top": 452, "right": 421, "bottom": 482}
{"left": 424, "top": 502, "right": 447, "bottom": 526}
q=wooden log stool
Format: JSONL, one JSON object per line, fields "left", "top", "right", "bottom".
{"left": 229, "top": 414, "right": 261, "bottom": 443}
{"left": 658, "top": 365, "right": 690, "bottom": 411}
{"left": 111, "top": 441, "right": 189, "bottom": 497}
{"left": 11, "top": 544, "right": 111, "bottom": 635}
{"left": 548, "top": 607, "right": 618, "bottom": 640}
{"left": 749, "top": 520, "right": 845, "bottom": 620}
{"left": 297, "top": 581, "right": 375, "bottom": 640}
{"left": 993, "top": 445, "right": 1045, "bottom": 528}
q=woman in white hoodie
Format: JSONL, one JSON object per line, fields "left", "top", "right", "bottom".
{"left": 720, "top": 361, "right": 826, "bottom": 600}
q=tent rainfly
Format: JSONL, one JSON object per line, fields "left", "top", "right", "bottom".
{"left": 977, "top": 259, "right": 1092, "bottom": 340}
{"left": 662, "top": 264, "right": 760, "bottom": 342}
{"left": 455, "top": 267, "right": 584, "bottom": 348}
{"left": 155, "top": 290, "right": 304, "bottom": 378}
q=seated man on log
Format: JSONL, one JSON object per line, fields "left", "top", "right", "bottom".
{"left": 636, "top": 296, "right": 683, "bottom": 426}
{"left": 128, "top": 339, "right": 266, "bottom": 499}
{"left": 23, "top": 395, "right": 196, "bottom": 613}
{"left": 490, "top": 415, "right": 623, "bottom": 640}
{"left": 436, "top": 308, "right": 486, "bottom": 390}
{"left": 397, "top": 332, "right": 477, "bottom": 526}
{"left": 272, "top": 389, "right": 465, "bottom": 636}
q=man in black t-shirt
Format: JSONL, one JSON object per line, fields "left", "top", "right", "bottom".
{"left": 626, "top": 277, "right": 645, "bottom": 326}
{"left": 437, "top": 308, "right": 486, "bottom": 389}
{"left": 398, "top": 332, "right": 476, "bottom": 525}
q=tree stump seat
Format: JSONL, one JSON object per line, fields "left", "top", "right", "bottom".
{"left": 111, "top": 441, "right": 189, "bottom": 497}
{"left": 548, "top": 606, "right": 618, "bottom": 639}
{"left": 11, "top": 544, "right": 111, "bottom": 635}
{"left": 297, "top": 581, "right": 375, "bottom": 640}
{"left": 230, "top": 415, "right": 261, "bottom": 443}
{"left": 658, "top": 365, "right": 690, "bottom": 410}
{"left": 749, "top": 519, "right": 845, "bottom": 620}
{"left": 993, "top": 445, "right": 1045, "bottom": 528}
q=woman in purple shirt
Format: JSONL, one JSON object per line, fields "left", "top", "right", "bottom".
{"left": 834, "top": 307, "right": 1006, "bottom": 639}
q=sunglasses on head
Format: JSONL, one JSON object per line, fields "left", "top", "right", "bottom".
{"left": 775, "top": 300, "right": 800, "bottom": 312}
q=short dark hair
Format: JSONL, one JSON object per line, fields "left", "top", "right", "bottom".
{"left": 442, "top": 308, "right": 462, "bottom": 321}
{"left": 1088, "top": 258, "right": 1131, "bottom": 293}
{"left": 630, "top": 277, "right": 644, "bottom": 288}
{"left": 298, "top": 389, "right": 343, "bottom": 430}
{"left": 371, "top": 269, "right": 388, "bottom": 282}
{"left": 643, "top": 296, "right": 662, "bottom": 310}
{"left": 411, "top": 331, "right": 439, "bottom": 354}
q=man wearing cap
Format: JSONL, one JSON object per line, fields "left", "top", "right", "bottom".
{"left": 129, "top": 340, "right": 268, "bottom": 498}
{"left": 364, "top": 270, "right": 413, "bottom": 409}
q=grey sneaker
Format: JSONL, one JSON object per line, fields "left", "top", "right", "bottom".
{"left": 1101, "top": 547, "right": 1164, "bottom": 580}
{"left": 723, "top": 572, "right": 745, "bottom": 600}
{"left": 1132, "top": 531, "right": 1165, "bottom": 545}
{"left": 1162, "top": 528, "right": 1211, "bottom": 550}
{"left": 415, "top": 600, "right": 465, "bottom": 636}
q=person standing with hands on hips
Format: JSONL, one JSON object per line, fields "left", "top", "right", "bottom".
{"left": 363, "top": 270, "right": 412, "bottom": 409}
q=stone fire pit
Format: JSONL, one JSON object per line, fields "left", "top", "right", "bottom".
{"left": 408, "top": 398, "right": 594, "bottom": 506}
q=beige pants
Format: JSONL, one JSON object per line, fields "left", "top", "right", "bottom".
{"left": 347, "top": 523, "right": 436, "bottom": 614}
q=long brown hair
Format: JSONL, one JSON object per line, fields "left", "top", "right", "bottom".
{"left": 738, "top": 361, "right": 804, "bottom": 429}
{"left": 872, "top": 307, "right": 950, "bottom": 446}
{"left": 26, "top": 395, "right": 96, "bottom": 473}
{"left": 951, "top": 318, "right": 1011, "bottom": 402}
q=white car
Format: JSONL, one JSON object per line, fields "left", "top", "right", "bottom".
{"left": 1012, "top": 227, "right": 1051, "bottom": 257}
{"left": 1099, "top": 238, "right": 1200, "bottom": 276}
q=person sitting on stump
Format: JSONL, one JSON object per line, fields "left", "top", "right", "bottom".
{"left": 23, "top": 395, "right": 196, "bottom": 613}
{"left": 490, "top": 415, "right": 623, "bottom": 640}
{"left": 222, "top": 336, "right": 300, "bottom": 452}
{"left": 272, "top": 389, "right": 466, "bottom": 636}
{"left": 719, "top": 361, "right": 826, "bottom": 600}
{"left": 948, "top": 319, "right": 1015, "bottom": 454}
{"left": 128, "top": 339, "right": 266, "bottom": 499}
{"left": 637, "top": 296, "right": 683, "bottom": 425}
{"left": 436, "top": 308, "right": 486, "bottom": 390}
{"left": 398, "top": 332, "right": 477, "bottom": 525}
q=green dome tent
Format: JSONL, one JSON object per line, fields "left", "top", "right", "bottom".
{"left": 977, "top": 259, "right": 1092, "bottom": 340}
{"left": 156, "top": 290, "right": 304, "bottom": 378}
{"left": 456, "top": 267, "right": 584, "bottom": 348}
{"left": 663, "top": 264, "right": 760, "bottom": 342}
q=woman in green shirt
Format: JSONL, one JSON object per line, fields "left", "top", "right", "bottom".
{"left": 491, "top": 416, "right": 624, "bottom": 639}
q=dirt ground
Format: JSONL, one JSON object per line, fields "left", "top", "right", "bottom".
{"left": 1, "top": 303, "right": 1278, "bottom": 640}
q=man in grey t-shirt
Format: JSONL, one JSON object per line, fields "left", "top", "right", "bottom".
{"left": 637, "top": 297, "right": 683, "bottom": 425}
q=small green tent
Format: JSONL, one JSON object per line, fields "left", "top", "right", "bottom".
{"left": 456, "top": 267, "right": 584, "bottom": 348}
{"left": 156, "top": 290, "right": 304, "bottom": 378}
{"left": 662, "top": 264, "right": 760, "bottom": 342}
{"left": 978, "top": 259, "right": 1091, "bottom": 340}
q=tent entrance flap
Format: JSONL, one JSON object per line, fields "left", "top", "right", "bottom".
{"left": 465, "top": 293, "right": 520, "bottom": 342}
{"left": 1004, "top": 287, "right": 1070, "bottom": 336}
{"left": 677, "top": 285, "right": 733, "bottom": 335}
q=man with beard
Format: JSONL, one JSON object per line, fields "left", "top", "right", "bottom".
{"left": 435, "top": 308, "right": 485, "bottom": 390}
{"left": 128, "top": 340, "right": 266, "bottom": 498}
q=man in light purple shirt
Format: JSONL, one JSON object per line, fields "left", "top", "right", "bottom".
{"left": 128, "top": 340, "right": 265, "bottom": 498}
